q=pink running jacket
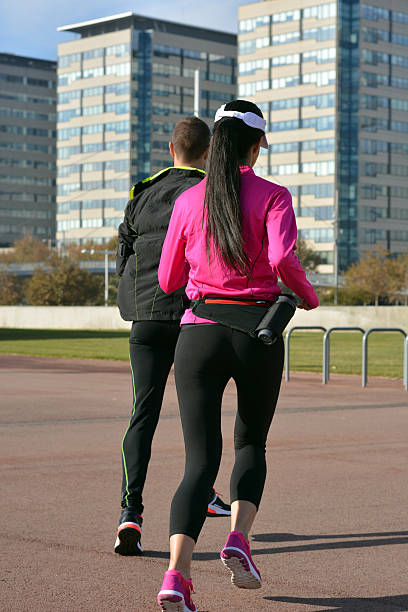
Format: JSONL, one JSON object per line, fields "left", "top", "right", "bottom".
{"left": 158, "top": 166, "right": 319, "bottom": 324}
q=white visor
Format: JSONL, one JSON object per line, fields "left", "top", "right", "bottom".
{"left": 214, "top": 104, "right": 268, "bottom": 149}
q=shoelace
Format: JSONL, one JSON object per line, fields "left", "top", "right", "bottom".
{"left": 186, "top": 580, "right": 195, "bottom": 595}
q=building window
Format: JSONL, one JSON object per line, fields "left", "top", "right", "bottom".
{"left": 271, "top": 163, "right": 299, "bottom": 175}
{"left": 304, "top": 3, "right": 336, "bottom": 20}
{"left": 302, "top": 183, "right": 334, "bottom": 198}
{"left": 82, "top": 48, "right": 104, "bottom": 60}
{"left": 82, "top": 218, "right": 103, "bottom": 228}
{"left": 300, "top": 228, "right": 334, "bottom": 242}
{"left": 303, "top": 47, "right": 336, "bottom": 64}
{"left": 239, "top": 15, "right": 269, "bottom": 33}
{"left": 0, "top": 73, "right": 23, "bottom": 84}
{"left": 59, "top": 53, "right": 81, "bottom": 67}
{"left": 392, "top": 10, "right": 408, "bottom": 25}
{"left": 298, "top": 206, "right": 334, "bottom": 220}
{"left": 105, "top": 62, "right": 130, "bottom": 77}
{"left": 272, "top": 9, "right": 301, "bottom": 23}
{"left": 302, "top": 69, "right": 336, "bottom": 86}
{"left": 239, "top": 80, "right": 270, "bottom": 96}
{"left": 271, "top": 119, "right": 300, "bottom": 132}
{"left": 303, "top": 25, "right": 336, "bottom": 42}
{"left": 302, "top": 160, "right": 335, "bottom": 176}
{"left": 271, "top": 31, "right": 300, "bottom": 45}
{"left": 362, "top": 4, "right": 389, "bottom": 21}
{"left": 106, "top": 43, "right": 130, "bottom": 57}
{"left": 272, "top": 53, "right": 300, "bottom": 66}
{"left": 58, "top": 71, "right": 81, "bottom": 87}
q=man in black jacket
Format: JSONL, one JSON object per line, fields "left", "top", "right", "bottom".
{"left": 115, "top": 117, "right": 230, "bottom": 556}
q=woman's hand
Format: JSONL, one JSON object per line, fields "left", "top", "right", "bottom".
{"left": 297, "top": 299, "right": 313, "bottom": 311}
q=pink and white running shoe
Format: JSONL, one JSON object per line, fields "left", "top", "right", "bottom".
{"left": 157, "top": 570, "right": 197, "bottom": 612}
{"left": 220, "top": 530, "right": 262, "bottom": 589}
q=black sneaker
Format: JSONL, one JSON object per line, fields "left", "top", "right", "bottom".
{"left": 114, "top": 507, "right": 143, "bottom": 555}
{"left": 207, "top": 491, "right": 231, "bottom": 517}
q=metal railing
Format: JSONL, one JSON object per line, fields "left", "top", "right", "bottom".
{"left": 323, "top": 327, "right": 365, "bottom": 384}
{"left": 285, "top": 326, "right": 326, "bottom": 382}
{"left": 285, "top": 325, "right": 407, "bottom": 391}
{"left": 362, "top": 328, "right": 408, "bottom": 390}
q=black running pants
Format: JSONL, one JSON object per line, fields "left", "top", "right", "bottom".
{"left": 121, "top": 321, "right": 180, "bottom": 514}
{"left": 169, "top": 324, "right": 284, "bottom": 542}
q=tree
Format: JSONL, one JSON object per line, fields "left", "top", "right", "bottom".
{"left": 390, "top": 252, "right": 408, "bottom": 305}
{"left": 26, "top": 257, "right": 103, "bottom": 305}
{"left": 343, "top": 247, "right": 399, "bottom": 306}
{"left": 0, "top": 235, "right": 52, "bottom": 263}
{"left": 296, "top": 237, "right": 321, "bottom": 272}
{"left": 0, "top": 272, "right": 22, "bottom": 305}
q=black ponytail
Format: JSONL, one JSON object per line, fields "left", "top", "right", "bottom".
{"left": 204, "top": 100, "right": 265, "bottom": 276}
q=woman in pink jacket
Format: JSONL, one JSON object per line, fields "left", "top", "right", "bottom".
{"left": 157, "top": 100, "right": 318, "bottom": 612}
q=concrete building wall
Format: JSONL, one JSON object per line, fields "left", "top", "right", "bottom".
{"left": 57, "top": 28, "right": 132, "bottom": 245}
{"left": 0, "top": 305, "right": 407, "bottom": 331}
{"left": 56, "top": 13, "right": 237, "bottom": 246}
{"left": 238, "top": 0, "right": 337, "bottom": 274}
{"left": 0, "top": 53, "right": 57, "bottom": 247}
{"left": 238, "top": 0, "right": 408, "bottom": 277}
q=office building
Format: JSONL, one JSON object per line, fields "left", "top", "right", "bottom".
{"left": 238, "top": 0, "right": 408, "bottom": 275}
{"left": 0, "top": 53, "right": 57, "bottom": 248}
{"left": 56, "top": 13, "right": 236, "bottom": 245}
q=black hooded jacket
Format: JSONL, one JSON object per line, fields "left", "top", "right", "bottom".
{"left": 116, "top": 166, "right": 205, "bottom": 322}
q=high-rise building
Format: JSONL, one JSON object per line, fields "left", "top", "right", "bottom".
{"left": 0, "top": 53, "right": 57, "bottom": 248}
{"left": 238, "top": 0, "right": 408, "bottom": 276}
{"left": 56, "top": 13, "right": 236, "bottom": 245}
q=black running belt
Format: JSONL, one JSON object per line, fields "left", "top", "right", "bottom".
{"left": 190, "top": 297, "right": 272, "bottom": 337}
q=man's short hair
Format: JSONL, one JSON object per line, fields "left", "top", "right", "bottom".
{"left": 172, "top": 116, "right": 211, "bottom": 161}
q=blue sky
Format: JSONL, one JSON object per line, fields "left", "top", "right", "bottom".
{"left": 0, "top": 0, "right": 251, "bottom": 62}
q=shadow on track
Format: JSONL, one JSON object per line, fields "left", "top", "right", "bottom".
{"left": 249, "top": 530, "right": 408, "bottom": 557}
{"left": 253, "top": 530, "right": 408, "bottom": 543}
{"left": 264, "top": 594, "right": 408, "bottom": 611}
{"left": 143, "top": 531, "right": 408, "bottom": 562}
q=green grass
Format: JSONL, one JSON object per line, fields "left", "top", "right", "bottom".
{"left": 0, "top": 329, "right": 405, "bottom": 378}
{"left": 0, "top": 329, "right": 130, "bottom": 361}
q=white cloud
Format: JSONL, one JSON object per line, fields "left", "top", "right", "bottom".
{"left": 0, "top": 0, "right": 241, "bottom": 60}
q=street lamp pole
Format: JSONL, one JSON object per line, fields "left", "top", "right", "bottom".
{"left": 102, "top": 249, "right": 115, "bottom": 307}
{"left": 104, "top": 249, "right": 109, "bottom": 307}
{"left": 333, "top": 187, "right": 339, "bottom": 306}
{"left": 80, "top": 248, "right": 115, "bottom": 307}
{"left": 193, "top": 69, "right": 200, "bottom": 118}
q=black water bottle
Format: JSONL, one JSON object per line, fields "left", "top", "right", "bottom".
{"left": 256, "top": 294, "right": 297, "bottom": 346}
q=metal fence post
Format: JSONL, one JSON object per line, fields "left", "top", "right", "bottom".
{"left": 285, "top": 326, "right": 327, "bottom": 383}
{"left": 285, "top": 328, "right": 293, "bottom": 382}
{"left": 322, "top": 327, "right": 365, "bottom": 385}
{"left": 362, "top": 328, "right": 407, "bottom": 389}
{"left": 362, "top": 331, "right": 369, "bottom": 388}
{"left": 323, "top": 330, "right": 330, "bottom": 384}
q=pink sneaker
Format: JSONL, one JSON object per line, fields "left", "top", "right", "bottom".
{"left": 157, "top": 570, "right": 197, "bottom": 612}
{"left": 220, "top": 531, "right": 262, "bottom": 589}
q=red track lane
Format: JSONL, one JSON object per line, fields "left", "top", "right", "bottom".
{"left": 0, "top": 354, "right": 407, "bottom": 612}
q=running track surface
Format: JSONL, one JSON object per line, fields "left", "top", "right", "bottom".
{"left": 1, "top": 354, "right": 407, "bottom": 612}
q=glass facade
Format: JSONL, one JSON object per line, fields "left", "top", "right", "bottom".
{"left": 135, "top": 30, "right": 152, "bottom": 178}
{"left": 336, "top": 0, "right": 360, "bottom": 270}
{"left": 239, "top": 0, "right": 408, "bottom": 271}
{"left": 56, "top": 14, "right": 236, "bottom": 244}
{"left": 0, "top": 54, "right": 57, "bottom": 246}
{"left": 238, "top": 0, "right": 346, "bottom": 274}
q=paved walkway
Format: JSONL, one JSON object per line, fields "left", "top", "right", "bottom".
{"left": 1, "top": 355, "right": 407, "bottom": 612}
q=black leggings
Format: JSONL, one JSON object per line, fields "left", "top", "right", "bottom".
{"left": 170, "top": 324, "right": 284, "bottom": 541}
{"left": 121, "top": 321, "right": 180, "bottom": 514}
